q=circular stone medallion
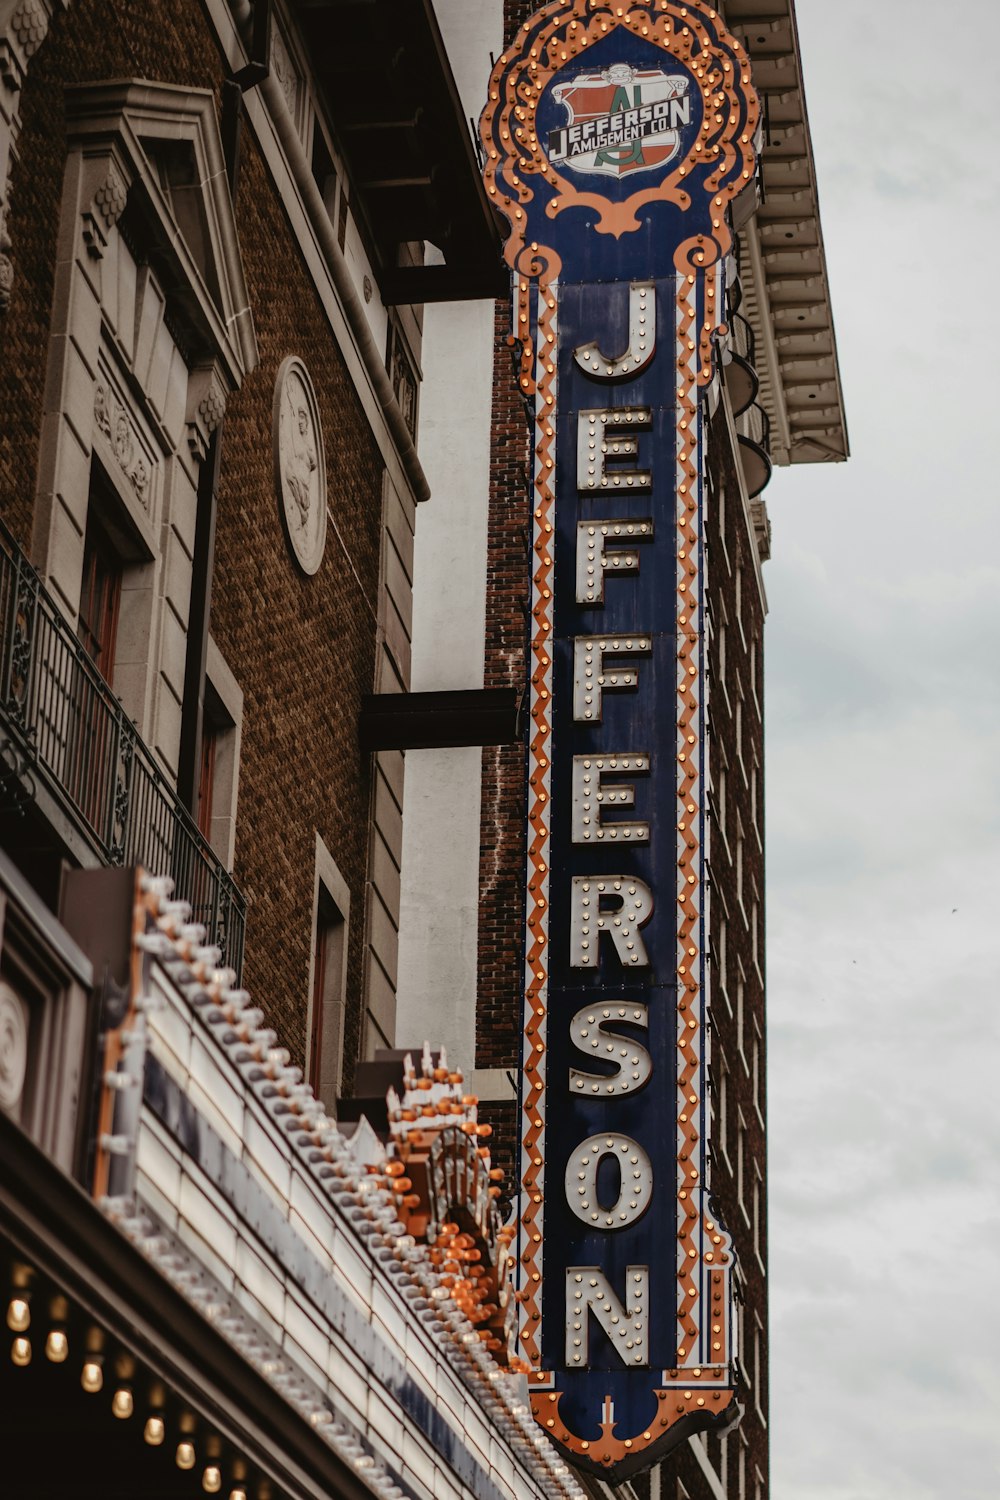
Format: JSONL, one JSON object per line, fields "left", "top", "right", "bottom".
{"left": 273, "top": 356, "right": 327, "bottom": 575}
{"left": 0, "top": 983, "right": 28, "bottom": 1114}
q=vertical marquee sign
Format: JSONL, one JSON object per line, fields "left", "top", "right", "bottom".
{"left": 481, "top": 1, "right": 760, "bottom": 1480}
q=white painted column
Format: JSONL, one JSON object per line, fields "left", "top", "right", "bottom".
{"left": 395, "top": 0, "right": 502, "bottom": 1077}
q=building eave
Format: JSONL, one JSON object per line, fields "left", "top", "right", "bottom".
{"left": 292, "top": 0, "right": 508, "bottom": 303}
{"left": 725, "top": 0, "right": 850, "bottom": 467}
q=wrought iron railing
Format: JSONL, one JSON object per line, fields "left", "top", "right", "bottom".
{"left": 0, "top": 519, "right": 245, "bottom": 975}
{"left": 734, "top": 400, "right": 773, "bottom": 499}
{"left": 736, "top": 399, "right": 771, "bottom": 454}
{"left": 730, "top": 310, "right": 756, "bottom": 367}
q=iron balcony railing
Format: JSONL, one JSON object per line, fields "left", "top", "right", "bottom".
{"left": 0, "top": 519, "right": 245, "bottom": 976}
{"left": 735, "top": 400, "right": 773, "bottom": 499}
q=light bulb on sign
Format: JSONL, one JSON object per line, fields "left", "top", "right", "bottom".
{"left": 11, "top": 1337, "right": 31, "bottom": 1367}
{"left": 144, "top": 1416, "right": 165, "bottom": 1446}
{"left": 176, "top": 1442, "right": 196, "bottom": 1471}
{"left": 81, "top": 1360, "right": 104, "bottom": 1394}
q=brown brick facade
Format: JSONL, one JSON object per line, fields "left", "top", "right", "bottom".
{"left": 700, "top": 407, "right": 769, "bottom": 1500}
{"left": 0, "top": 0, "right": 385, "bottom": 1091}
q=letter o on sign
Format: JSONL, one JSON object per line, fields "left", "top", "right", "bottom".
{"left": 565, "top": 1134, "right": 653, "bottom": 1229}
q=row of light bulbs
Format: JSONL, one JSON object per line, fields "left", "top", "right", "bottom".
{"left": 7, "top": 1297, "right": 247, "bottom": 1498}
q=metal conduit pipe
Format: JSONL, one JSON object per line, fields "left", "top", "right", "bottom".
{"left": 230, "top": 0, "right": 431, "bottom": 505}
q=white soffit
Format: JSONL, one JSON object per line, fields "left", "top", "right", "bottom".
{"left": 725, "top": 0, "right": 849, "bottom": 468}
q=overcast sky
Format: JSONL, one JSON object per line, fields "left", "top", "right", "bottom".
{"left": 434, "top": 4, "right": 998, "bottom": 1492}
{"left": 765, "top": 4, "right": 1000, "bottom": 1498}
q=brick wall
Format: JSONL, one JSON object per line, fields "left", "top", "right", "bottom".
{"left": 476, "top": 286, "right": 530, "bottom": 1171}
{"left": 699, "top": 406, "right": 769, "bottom": 1500}
{"left": 0, "top": 0, "right": 386, "bottom": 1093}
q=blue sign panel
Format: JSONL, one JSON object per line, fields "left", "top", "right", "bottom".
{"left": 482, "top": 3, "right": 759, "bottom": 1480}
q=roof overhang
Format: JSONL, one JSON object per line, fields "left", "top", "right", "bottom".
{"left": 291, "top": 0, "right": 508, "bottom": 303}
{"left": 725, "top": 0, "right": 849, "bottom": 466}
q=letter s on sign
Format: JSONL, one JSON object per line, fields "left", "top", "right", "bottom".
{"left": 569, "top": 1003, "right": 653, "bottom": 1097}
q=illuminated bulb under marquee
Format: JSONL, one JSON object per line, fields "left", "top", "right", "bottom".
{"left": 111, "top": 1386, "right": 134, "bottom": 1419}
{"left": 45, "top": 1329, "right": 68, "bottom": 1363}
{"left": 6, "top": 1298, "right": 29, "bottom": 1333}
{"left": 564, "top": 1267, "right": 650, "bottom": 1367}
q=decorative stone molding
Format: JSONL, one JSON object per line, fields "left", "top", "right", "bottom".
{"left": 0, "top": 0, "right": 51, "bottom": 94}
{"left": 186, "top": 365, "right": 227, "bottom": 462}
{"left": 273, "top": 355, "right": 326, "bottom": 575}
{"left": 750, "top": 497, "right": 772, "bottom": 563}
{"left": 63, "top": 80, "right": 258, "bottom": 384}
{"left": 81, "top": 154, "right": 128, "bottom": 259}
{"left": 94, "top": 379, "right": 151, "bottom": 510}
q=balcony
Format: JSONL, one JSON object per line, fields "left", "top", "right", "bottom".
{"left": 0, "top": 520, "right": 245, "bottom": 975}
{"left": 724, "top": 311, "right": 760, "bottom": 418}
{"left": 735, "top": 401, "right": 773, "bottom": 500}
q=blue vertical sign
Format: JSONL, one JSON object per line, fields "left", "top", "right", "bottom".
{"left": 482, "top": 3, "right": 759, "bottom": 1480}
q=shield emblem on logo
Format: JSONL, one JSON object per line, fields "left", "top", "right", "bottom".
{"left": 548, "top": 63, "right": 692, "bottom": 180}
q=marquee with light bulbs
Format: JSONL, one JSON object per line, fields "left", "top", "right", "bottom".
{"left": 481, "top": 0, "right": 760, "bottom": 1479}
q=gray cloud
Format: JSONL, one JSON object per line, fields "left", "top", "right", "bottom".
{"left": 765, "top": 4, "right": 1000, "bottom": 1496}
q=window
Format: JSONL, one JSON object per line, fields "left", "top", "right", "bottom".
{"left": 36, "top": 81, "right": 256, "bottom": 780}
{"left": 753, "top": 1317, "right": 766, "bottom": 1424}
{"left": 715, "top": 914, "right": 728, "bottom": 1004}
{"left": 196, "top": 717, "right": 218, "bottom": 844}
{"left": 752, "top": 897, "right": 762, "bottom": 976}
{"left": 713, "top": 1042, "right": 731, "bottom": 1172}
{"left": 307, "top": 838, "right": 351, "bottom": 1109}
{"left": 309, "top": 887, "right": 346, "bottom": 1098}
{"left": 736, "top": 816, "right": 745, "bottom": 912}
{"left": 736, "top": 964, "right": 747, "bottom": 1069}
{"left": 77, "top": 508, "right": 122, "bottom": 682}
{"left": 737, "top": 1108, "right": 747, "bottom": 1218}
{"left": 752, "top": 1161, "right": 765, "bottom": 1274}
{"left": 716, "top": 759, "right": 729, "bottom": 851}
{"left": 195, "top": 640, "right": 244, "bottom": 868}
{"left": 750, "top": 756, "right": 760, "bottom": 844}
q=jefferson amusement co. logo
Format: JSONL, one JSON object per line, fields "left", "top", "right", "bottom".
{"left": 548, "top": 62, "right": 692, "bottom": 178}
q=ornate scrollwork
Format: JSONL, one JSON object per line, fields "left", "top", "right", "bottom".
{"left": 94, "top": 381, "right": 151, "bottom": 510}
